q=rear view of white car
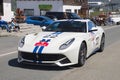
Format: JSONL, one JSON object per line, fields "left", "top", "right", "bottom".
{"left": 18, "top": 19, "right": 105, "bottom": 67}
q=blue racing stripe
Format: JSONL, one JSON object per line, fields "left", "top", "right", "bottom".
{"left": 38, "top": 46, "right": 44, "bottom": 54}
{"left": 33, "top": 32, "right": 62, "bottom": 54}
{"left": 33, "top": 46, "right": 39, "bottom": 53}
{"left": 38, "top": 39, "right": 51, "bottom": 54}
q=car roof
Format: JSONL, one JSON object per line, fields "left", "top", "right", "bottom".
{"left": 46, "top": 12, "right": 75, "bottom": 14}
{"left": 55, "top": 19, "right": 91, "bottom": 22}
{"left": 26, "top": 16, "right": 53, "bottom": 20}
{"left": 28, "top": 15, "right": 49, "bottom": 18}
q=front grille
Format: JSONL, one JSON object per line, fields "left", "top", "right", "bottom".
{"left": 19, "top": 51, "right": 66, "bottom": 61}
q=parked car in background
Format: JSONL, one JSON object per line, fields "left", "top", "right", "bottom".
{"left": 45, "top": 12, "right": 81, "bottom": 20}
{"left": 18, "top": 19, "right": 105, "bottom": 67}
{"left": 25, "top": 16, "right": 54, "bottom": 27}
{"left": 45, "top": 15, "right": 57, "bottom": 21}
{"left": 110, "top": 14, "right": 120, "bottom": 25}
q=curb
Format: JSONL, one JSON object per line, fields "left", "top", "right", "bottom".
{"left": 0, "top": 23, "right": 42, "bottom": 37}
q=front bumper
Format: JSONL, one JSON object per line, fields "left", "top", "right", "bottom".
{"left": 18, "top": 51, "right": 75, "bottom": 67}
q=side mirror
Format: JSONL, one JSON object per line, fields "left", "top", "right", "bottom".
{"left": 89, "top": 27, "right": 98, "bottom": 32}
{"left": 41, "top": 26, "right": 46, "bottom": 31}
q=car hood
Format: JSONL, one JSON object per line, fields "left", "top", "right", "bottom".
{"left": 22, "top": 32, "right": 84, "bottom": 53}
{"left": 27, "top": 31, "right": 81, "bottom": 43}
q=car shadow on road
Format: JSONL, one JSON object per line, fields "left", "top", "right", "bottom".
{"left": 8, "top": 58, "right": 73, "bottom": 71}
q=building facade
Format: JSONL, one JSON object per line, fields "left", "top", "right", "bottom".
{"left": 17, "top": 0, "right": 88, "bottom": 18}
{"left": 63, "top": 0, "right": 88, "bottom": 18}
{"left": 0, "top": 0, "right": 14, "bottom": 21}
{"left": 17, "top": 0, "right": 63, "bottom": 16}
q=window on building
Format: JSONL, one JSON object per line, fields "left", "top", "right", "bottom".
{"left": 11, "top": 0, "right": 16, "bottom": 11}
{"left": 74, "top": 9, "right": 77, "bottom": 14}
{"left": 74, "top": 0, "right": 81, "bottom": 2}
{"left": 0, "top": 0, "right": 3, "bottom": 15}
{"left": 65, "top": 9, "right": 71, "bottom": 12}
{"left": 24, "top": 9, "right": 34, "bottom": 16}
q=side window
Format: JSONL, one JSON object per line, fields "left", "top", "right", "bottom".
{"left": 88, "top": 21, "right": 96, "bottom": 31}
{"left": 67, "top": 13, "right": 72, "bottom": 18}
{"left": 91, "top": 21, "right": 96, "bottom": 27}
{"left": 38, "top": 17, "right": 44, "bottom": 21}
{"left": 51, "top": 22, "right": 60, "bottom": 30}
{"left": 31, "top": 17, "right": 44, "bottom": 21}
{"left": 65, "top": 9, "right": 71, "bottom": 13}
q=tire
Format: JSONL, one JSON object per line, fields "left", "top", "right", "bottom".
{"left": 98, "top": 34, "right": 105, "bottom": 52}
{"left": 117, "top": 22, "right": 120, "bottom": 25}
{"left": 77, "top": 42, "right": 87, "bottom": 67}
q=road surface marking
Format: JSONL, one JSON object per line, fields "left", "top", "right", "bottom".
{"left": 0, "top": 51, "right": 17, "bottom": 57}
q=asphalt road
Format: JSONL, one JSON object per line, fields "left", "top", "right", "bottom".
{"left": 0, "top": 25, "right": 120, "bottom": 80}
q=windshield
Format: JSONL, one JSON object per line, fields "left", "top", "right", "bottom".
{"left": 45, "top": 21, "right": 87, "bottom": 32}
{"left": 67, "top": 13, "right": 81, "bottom": 19}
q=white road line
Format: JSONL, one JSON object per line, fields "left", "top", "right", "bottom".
{"left": 0, "top": 51, "right": 17, "bottom": 57}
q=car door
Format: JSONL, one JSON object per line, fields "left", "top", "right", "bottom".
{"left": 37, "top": 17, "right": 45, "bottom": 26}
{"left": 30, "top": 17, "right": 44, "bottom": 25}
{"left": 87, "top": 21, "right": 100, "bottom": 52}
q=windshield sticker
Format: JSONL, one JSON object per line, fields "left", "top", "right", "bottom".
{"left": 43, "top": 32, "right": 62, "bottom": 38}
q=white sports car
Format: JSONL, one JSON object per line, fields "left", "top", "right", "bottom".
{"left": 18, "top": 19, "right": 105, "bottom": 67}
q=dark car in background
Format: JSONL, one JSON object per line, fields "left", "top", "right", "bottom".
{"left": 25, "top": 16, "right": 54, "bottom": 27}
{"left": 45, "top": 12, "right": 81, "bottom": 20}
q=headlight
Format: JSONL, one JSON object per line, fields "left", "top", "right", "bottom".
{"left": 59, "top": 38, "right": 75, "bottom": 50}
{"left": 19, "top": 36, "right": 25, "bottom": 48}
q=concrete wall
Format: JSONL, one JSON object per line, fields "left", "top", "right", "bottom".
{"left": 1, "top": 0, "right": 14, "bottom": 22}
{"left": 17, "top": 1, "right": 63, "bottom": 16}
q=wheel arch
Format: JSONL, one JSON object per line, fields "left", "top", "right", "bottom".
{"left": 98, "top": 32, "right": 105, "bottom": 52}
{"left": 78, "top": 40, "right": 88, "bottom": 59}
{"left": 82, "top": 40, "right": 87, "bottom": 53}
{"left": 77, "top": 40, "right": 87, "bottom": 67}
